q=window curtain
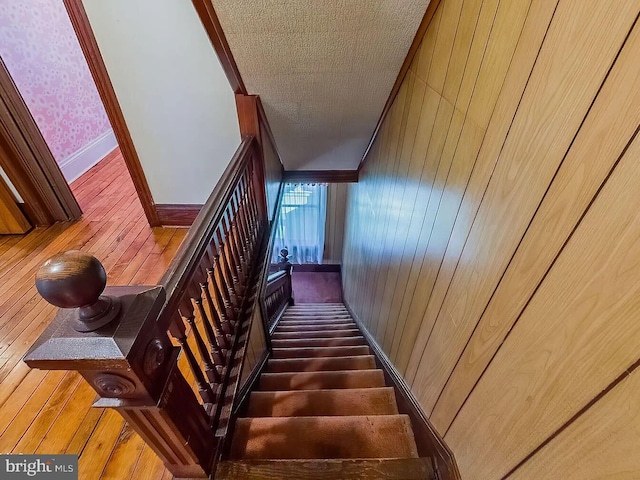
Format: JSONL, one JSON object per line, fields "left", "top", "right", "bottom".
{"left": 272, "top": 183, "right": 327, "bottom": 264}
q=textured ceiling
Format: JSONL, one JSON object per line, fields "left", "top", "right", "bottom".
{"left": 213, "top": 1, "right": 430, "bottom": 170}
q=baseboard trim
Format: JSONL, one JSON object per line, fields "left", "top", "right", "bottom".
{"left": 343, "top": 299, "right": 461, "bottom": 480}
{"left": 59, "top": 129, "right": 118, "bottom": 183}
{"left": 156, "top": 204, "right": 203, "bottom": 226}
{"left": 292, "top": 263, "right": 341, "bottom": 273}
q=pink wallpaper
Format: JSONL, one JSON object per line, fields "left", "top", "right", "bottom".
{"left": 0, "top": 0, "right": 111, "bottom": 163}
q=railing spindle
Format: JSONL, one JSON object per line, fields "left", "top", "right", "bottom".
{"left": 184, "top": 310, "right": 221, "bottom": 384}
{"left": 193, "top": 297, "right": 225, "bottom": 363}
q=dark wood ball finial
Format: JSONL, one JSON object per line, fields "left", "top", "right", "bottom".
{"left": 35, "top": 251, "right": 121, "bottom": 332}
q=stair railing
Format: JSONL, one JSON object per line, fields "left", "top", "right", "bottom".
{"left": 24, "top": 135, "right": 269, "bottom": 478}
{"left": 263, "top": 248, "right": 294, "bottom": 332}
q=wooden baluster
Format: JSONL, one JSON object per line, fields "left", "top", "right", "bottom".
{"left": 203, "top": 272, "right": 233, "bottom": 333}
{"left": 248, "top": 158, "right": 261, "bottom": 220}
{"left": 228, "top": 201, "right": 246, "bottom": 269}
{"left": 218, "top": 224, "right": 244, "bottom": 298}
{"left": 223, "top": 210, "right": 245, "bottom": 284}
{"left": 169, "top": 317, "right": 215, "bottom": 405}
{"left": 215, "top": 230, "right": 240, "bottom": 307}
{"left": 242, "top": 171, "right": 258, "bottom": 241}
{"left": 200, "top": 281, "right": 232, "bottom": 341}
{"left": 246, "top": 171, "right": 260, "bottom": 242}
{"left": 182, "top": 309, "right": 221, "bottom": 384}
{"left": 193, "top": 296, "right": 226, "bottom": 359}
{"left": 231, "top": 188, "right": 250, "bottom": 263}
{"left": 209, "top": 256, "right": 236, "bottom": 323}
{"left": 239, "top": 175, "right": 255, "bottom": 251}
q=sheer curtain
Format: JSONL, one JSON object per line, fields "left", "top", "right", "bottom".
{"left": 271, "top": 183, "right": 327, "bottom": 264}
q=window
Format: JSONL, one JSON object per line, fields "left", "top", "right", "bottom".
{"left": 271, "top": 183, "right": 327, "bottom": 264}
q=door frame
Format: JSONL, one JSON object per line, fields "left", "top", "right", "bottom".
{"left": 0, "top": 59, "right": 81, "bottom": 226}
{"left": 62, "top": 0, "right": 160, "bottom": 226}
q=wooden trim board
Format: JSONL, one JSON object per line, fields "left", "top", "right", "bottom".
{"left": 156, "top": 204, "right": 203, "bottom": 226}
{"left": 291, "top": 264, "right": 341, "bottom": 273}
{"left": 283, "top": 170, "right": 359, "bottom": 183}
{"left": 63, "top": 0, "right": 160, "bottom": 227}
{"left": 192, "top": 0, "right": 247, "bottom": 95}
{"left": 0, "top": 59, "right": 82, "bottom": 225}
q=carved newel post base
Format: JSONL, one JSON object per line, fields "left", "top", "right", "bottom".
{"left": 25, "top": 251, "right": 214, "bottom": 479}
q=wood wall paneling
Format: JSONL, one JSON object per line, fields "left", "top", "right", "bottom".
{"left": 432, "top": 8, "right": 640, "bottom": 433}
{"left": 323, "top": 183, "right": 348, "bottom": 264}
{"left": 408, "top": 0, "right": 639, "bottom": 419}
{"left": 447, "top": 126, "right": 640, "bottom": 479}
{"left": 342, "top": 0, "right": 640, "bottom": 478}
{"left": 506, "top": 366, "right": 640, "bottom": 480}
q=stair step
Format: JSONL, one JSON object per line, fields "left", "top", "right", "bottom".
{"left": 246, "top": 388, "right": 398, "bottom": 417}
{"left": 278, "top": 318, "right": 356, "bottom": 326}
{"left": 258, "top": 370, "right": 386, "bottom": 390}
{"left": 276, "top": 323, "right": 356, "bottom": 332}
{"left": 266, "top": 355, "right": 376, "bottom": 373}
{"left": 272, "top": 346, "right": 370, "bottom": 359}
{"left": 271, "top": 337, "right": 366, "bottom": 348}
{"left": 282, "top": 313, "right": 351, "bottom": 318}
{"left": 216, "top": 458, "right": 435, "bottom": 480}
{"left": 272, "top": 329, "right": 361, "bottom": 340}
{"left": 230, "top": 415, "right": 419, "bottom": 460}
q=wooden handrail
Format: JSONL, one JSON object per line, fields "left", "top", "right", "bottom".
{"left": 24, "top": 135, "right": 270, "bottom": 478}
{"left": 159, "top": 135, "right": 257, "bottom": 329}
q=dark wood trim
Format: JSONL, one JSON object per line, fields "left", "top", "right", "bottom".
{"left": 0, "top": 59, "right": 82, "bottom": 225}
{"left": 291, "top": 263, "right": 341, "bottom": 273}
{"left": 236, "top": 94, "right": 262, "bottom": 145}
{"left": 156, "top": 204, "right": 203, "bottom": 226}
{"left": 63, "top": 0, "right": 160, "bottom": 227}
{"left": 256, "top": 97, "right": 285, "bottom": 168}
{"left": 358, "top": 0, "right": 442, "bottom": 171}
{"left": 192, "top": 0, "right": 247, "bottom": 95}
{"left": 343, "top": 298, "right": 461, "bottom": 480}
{"left": 233, "top": 350, "right": 270, "bottom": 418}
{"left": 283, "top": 170, "right": 359, "bottom": 183}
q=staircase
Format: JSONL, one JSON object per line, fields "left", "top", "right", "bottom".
{"left": 219, "top": 303, "right": 435, "bottom": 479}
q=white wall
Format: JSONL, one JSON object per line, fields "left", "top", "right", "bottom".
{"left": 82, "top": 0, "right": 241, "bottom": 205}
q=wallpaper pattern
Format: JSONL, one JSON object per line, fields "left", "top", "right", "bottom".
{"left": 0, "top": 0, "right": 111, "bottom": 162}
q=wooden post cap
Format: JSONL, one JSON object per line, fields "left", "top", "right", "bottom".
{"left": 36, "top": 251, "right": 121, "bottom": 332}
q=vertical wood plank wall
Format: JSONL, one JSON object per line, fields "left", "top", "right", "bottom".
{"left": 239, "top": 307, "right": 268, "bottom": 390}
{"left": 324, "top": 183, "right": 348, "bottom": 264}
{"left": 341, "top": 0, "right": 640, "bottom": 478}
{"left": 262, "top": 130, "right": 282, "bottom": 222}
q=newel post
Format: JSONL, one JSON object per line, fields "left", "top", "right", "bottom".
{"left": 24, "top": 251, "right": 215, "bottom": 478}
{"left": 278, "top": 248, "right": 294, "bottom": 306}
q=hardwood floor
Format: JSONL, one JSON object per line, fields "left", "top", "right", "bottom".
{"left": 0, "top": 149, "right": 186, "bottom": 479}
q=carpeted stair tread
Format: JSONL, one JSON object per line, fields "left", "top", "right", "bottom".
{"left": 276, "top": 323, "right": 356, "bottom": 331}
{"left": 246, "top": 388, "right": 398, "bottom": 417}
{"left": 271, "top": 337, "right": 366, "bottom": 348}
{"left": 272, "top": 346, "right": 370, "bottom": 359}
{"left": 257, "top": 370, "right": 386, "bottom": 390}
{"left": 272, "top": 329, "right": 362, "bottom": 339}
{"left": 266, "top": 355, "right": 376, "bottom": 372}
{"left": 230, "top": 415, "right": 419, "bottom": 460}
{"left": 216, "top": 458, "right": 436, "bottom": 479}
